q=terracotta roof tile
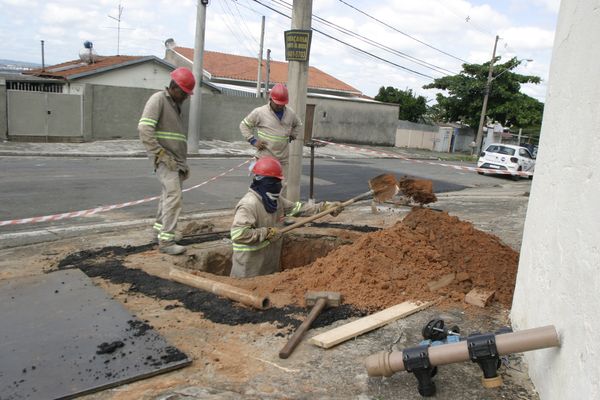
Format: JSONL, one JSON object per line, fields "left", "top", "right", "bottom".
{"left": 174, "top": 47, "right": 361, "bottom": 94}
{"left": 25, "top": 55, "right": 144, "bottom": 79}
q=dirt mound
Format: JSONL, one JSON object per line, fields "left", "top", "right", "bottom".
{"left": 241, "top": 208, "right": 518, "bottom": 311}
{"left": 398, "top": 177, "right": 438, "bottom": 205}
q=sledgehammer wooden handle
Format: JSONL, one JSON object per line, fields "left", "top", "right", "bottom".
{"left": 279, "top": 297, "right": 328, "bottom": 359}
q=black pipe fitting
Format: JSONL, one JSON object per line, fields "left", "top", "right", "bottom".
{"left": 403, "top": 344, "right": 437, "bottom": 397}
{"left": 467, "top": 332, "right": 501, "bottom": 380}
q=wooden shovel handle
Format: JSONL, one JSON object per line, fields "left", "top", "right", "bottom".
{"left": 280, "top": 190, "right": 374, "bottom": 234}
{"left": 279, "top": 297, "right": 328, "bottom": 359}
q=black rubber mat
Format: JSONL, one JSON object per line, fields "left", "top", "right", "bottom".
{"left": 0, "top": 269, "right": 191, "bottom": 400}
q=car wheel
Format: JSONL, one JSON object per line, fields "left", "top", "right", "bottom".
{"left": 512, "top": 168, "right": 521, "bottom": 181}
{"left": 477, "top": 172, "right": 484, "bottom": 175}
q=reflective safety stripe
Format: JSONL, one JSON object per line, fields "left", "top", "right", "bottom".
{"left": 232, "top": 240, "right": 271, "bottom": 252}
{"left": 257, "top": 130, "right": 288, "bottom": 142}
{"left": 159, "top": 232, "right": 175, "bottom": 241}
{"left": 242, "top": 118, "right": 253, "bottom": 128}
{"left": 139, "top": 117, "right": 157, "bottom": 127}
{"left": 155, "top": 131, "right": 187, "bottom": 142}
{"left": 153, "top": 222, "right": 163, "bottom": 232}
{"left": 230, "top": 226, "right": 250, "bottom": 240}
{"left": 286, "top": 201, "right": 303, "bottom": 217}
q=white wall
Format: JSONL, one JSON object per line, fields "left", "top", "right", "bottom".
{"left": 74, "top": 62, "right": 172, "bottom": 90}
{"left": 511, "top": 1, "right": 600, "bottom": 399}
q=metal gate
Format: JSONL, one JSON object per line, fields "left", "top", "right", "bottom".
{"left": 7, "top": 91, "right": 83, "bottom": 139}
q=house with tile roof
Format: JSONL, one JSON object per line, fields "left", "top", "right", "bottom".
{"left": 165, "top": 45, "right": 373, "bottom": 101}
{"left": 24, "top": 55, "right": 220, "bottom": 95}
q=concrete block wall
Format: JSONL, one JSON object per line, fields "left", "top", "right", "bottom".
{"left": 510, "top": 1, "right": 600, "bottom": 398}
{"left": 395, "top": 120, "right": 438, "bottom": 150}
{"left": 91, "top": 85, "right": 158, "bottom": 139}
{"left": 199, "top": 94, "right": 265, "bottom": 141}
{"left": 4, "top": 80, "right": 399, "bottom": 145}
{"left": 310, "top": 98, "right": 398, "bottom": 145}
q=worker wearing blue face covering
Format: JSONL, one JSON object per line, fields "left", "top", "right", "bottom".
{"left": 230, "top": 157, "right": 343, "bottom": 278}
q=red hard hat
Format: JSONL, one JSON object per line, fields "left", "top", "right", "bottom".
{"left": 270, "top": 83, "right": 289, "bottom": 105}
{"left": 252, "top": 157, "right": 284, "bottom": 180}
{"left": 170, "top": 67, "right": 195, "bottom": 95}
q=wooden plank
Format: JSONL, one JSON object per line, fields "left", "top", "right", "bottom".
{"left": 465, "top": 287, "right": 495, "bottom": 307}
{"left": 309, "top": 300, "right": 435, "bottom": 349}
{"left": 427, "top": 273, "right": 456, "bottom": 291}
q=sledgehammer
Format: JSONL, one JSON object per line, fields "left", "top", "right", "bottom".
{"left": 279, "top": 291, "right": 342, "bottom": 359}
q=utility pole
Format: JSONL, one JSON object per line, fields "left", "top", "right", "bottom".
{"left": 256, "top": 16, "right": 265, "bottom": 97}
{"left": 286, "top": 0, "right": 312, "bottom": 202}
{"left": 188, "top": 0, "right": 208, "bottom": 154}
{"left": 40, "top": 40, "right": 45, "bottom": 71}
{"left": 264, "top": 49, "right": 271, "bottom": 103}
{"left": 475, "top": 35, "right": 499, "bottom": 153}
{"left": 107, "top": 2, "right": 124, "bottom": 55}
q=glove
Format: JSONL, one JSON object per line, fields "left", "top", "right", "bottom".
{"left": 179, "top": 165, "right": 190, "bottom": 180}
{"left": 156, "top": 148, "right": 178, "bottom": 171}
{"left": 265, "top": 227, "right": 281, "bottom": 242}
{"left": 255, "top": 139, "right": 268, "bottom": 151}
{"left": 323, "top": 201, "right": 344, "bottom": 217}
{"left": 288, "top": 133, "right": 297, "bottom": 142}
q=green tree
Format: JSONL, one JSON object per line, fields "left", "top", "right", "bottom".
{"left": 375, "top": 86, "right": 428, "bottom": 123}
{"left": 423, "top": 57, "right": 544, "bottom": 130}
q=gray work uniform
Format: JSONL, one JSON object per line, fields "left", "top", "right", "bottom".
{"left": 239, "top": 104, "right": 303, "bottom": 178}
{"left": 230, "top": 189, "right": 325, "bottom": 278}
{"left": 138, "top": 89, "right": 189, "bottom": 244}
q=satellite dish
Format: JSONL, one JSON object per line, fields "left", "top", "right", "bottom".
{"left": 164, "top": 38, "right": 176, "bottom": 49}
{"left": 79, "top": 41, "right": 98, "bottom": 64}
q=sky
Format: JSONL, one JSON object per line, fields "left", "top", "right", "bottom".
{"left": 0, "top": 0, "right": 560, "bottom": 102}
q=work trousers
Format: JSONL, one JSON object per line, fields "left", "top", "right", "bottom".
{"left": 155, "top": 164, "right": 183, "bottom": 244}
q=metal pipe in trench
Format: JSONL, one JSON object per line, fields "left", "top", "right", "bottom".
{"left": 365, "top": 325, "right": 560, "bottom": 377}
{"left": 169, "top": 268, "right": 270, "bottom": 310}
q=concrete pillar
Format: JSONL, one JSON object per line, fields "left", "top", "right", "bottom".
{"left": 82, "top": 84, "right": 93, "bottom": 141}
{"left": 0, "top": 79, "right": 7, "bottom": 140}
{"left": 286, "top": 0, "right": 312, "bottom": 202}
{"left": 511, "top": 1, "right": 600, "bottom": 399}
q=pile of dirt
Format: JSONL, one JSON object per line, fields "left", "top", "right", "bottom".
{"left": 238, "top": 208, "right": 518, "bottom": 311}
{"left": 398, "top": 177, "right": 438, "bottom": 205}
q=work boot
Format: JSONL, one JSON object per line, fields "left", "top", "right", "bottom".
{"left": 159, "top": 243, "right": 186, "bottom": 255}
{"left": 155, "top": 231, "right": 183, "bottom": 244}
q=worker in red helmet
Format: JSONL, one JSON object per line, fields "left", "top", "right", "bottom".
{"left": 239, "top": 83, "right": 302, "bottom": 183}
{"left": 138, "top": 67, "right": 196, "bottom": 255}
{"left": 230, "top": 157, "right": 343, "bottom": 278}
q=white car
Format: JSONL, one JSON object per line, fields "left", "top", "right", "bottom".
{"left": 477, "top": 143, "right": 536, "bottom": 180}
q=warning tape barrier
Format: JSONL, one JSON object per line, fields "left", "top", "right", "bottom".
{"left": 312, "top": 139, "right": 534, "bottom": 178}
{"left": 0, "top": 159, "right": 250, "bottom": 227}
{"left": 1, "top": 141, "right": 531, "bottom": 227}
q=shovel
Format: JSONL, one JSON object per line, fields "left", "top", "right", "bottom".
{"left": 280, "top": 173, "right": 399, "bottom": 234}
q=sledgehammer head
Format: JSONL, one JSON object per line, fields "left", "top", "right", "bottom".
{"left": 305, "top": 291, "right": 342, "bottom": 307}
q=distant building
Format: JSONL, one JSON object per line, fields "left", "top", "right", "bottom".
{"left": 164, "top": 42, "right": 374, "bottom": 102}
{"left": 23, "top": 54, "right": 220, "bottom": 94}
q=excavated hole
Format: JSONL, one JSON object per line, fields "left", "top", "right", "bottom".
{"left": 56, "top": 226, "right": 376, "bottom": 329}
{"left": 174, "top": 233, "right": 353, "bottom": 276}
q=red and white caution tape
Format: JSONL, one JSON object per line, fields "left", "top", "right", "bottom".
{"left": 0, "top": 159, "right": 250, "bottom": 227}
{"left": 312, "top": 139, "right": 533, "bottom": 178}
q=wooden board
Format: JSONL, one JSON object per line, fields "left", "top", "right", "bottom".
{"left": 309, "top": 300, "right": 434, "bottom": 349}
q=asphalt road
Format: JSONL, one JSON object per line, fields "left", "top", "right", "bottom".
{"left": 0, "top": 155, "right": 503, "bottom": 234}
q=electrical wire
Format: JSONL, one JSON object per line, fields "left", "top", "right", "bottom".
{"left": 269, "top": 0, "right": 455, "bottom": 75}
{"left": 218, "top": 0, "right": 258, "bottom": 57}
{"left": 226, "top": 0, "right": 260, "bottom": 46}
{"left": 250, "top": 0, "right": 435, "bottom": 79}
{"left": 337, "top": 0, "right": 469, "bottom": 63}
